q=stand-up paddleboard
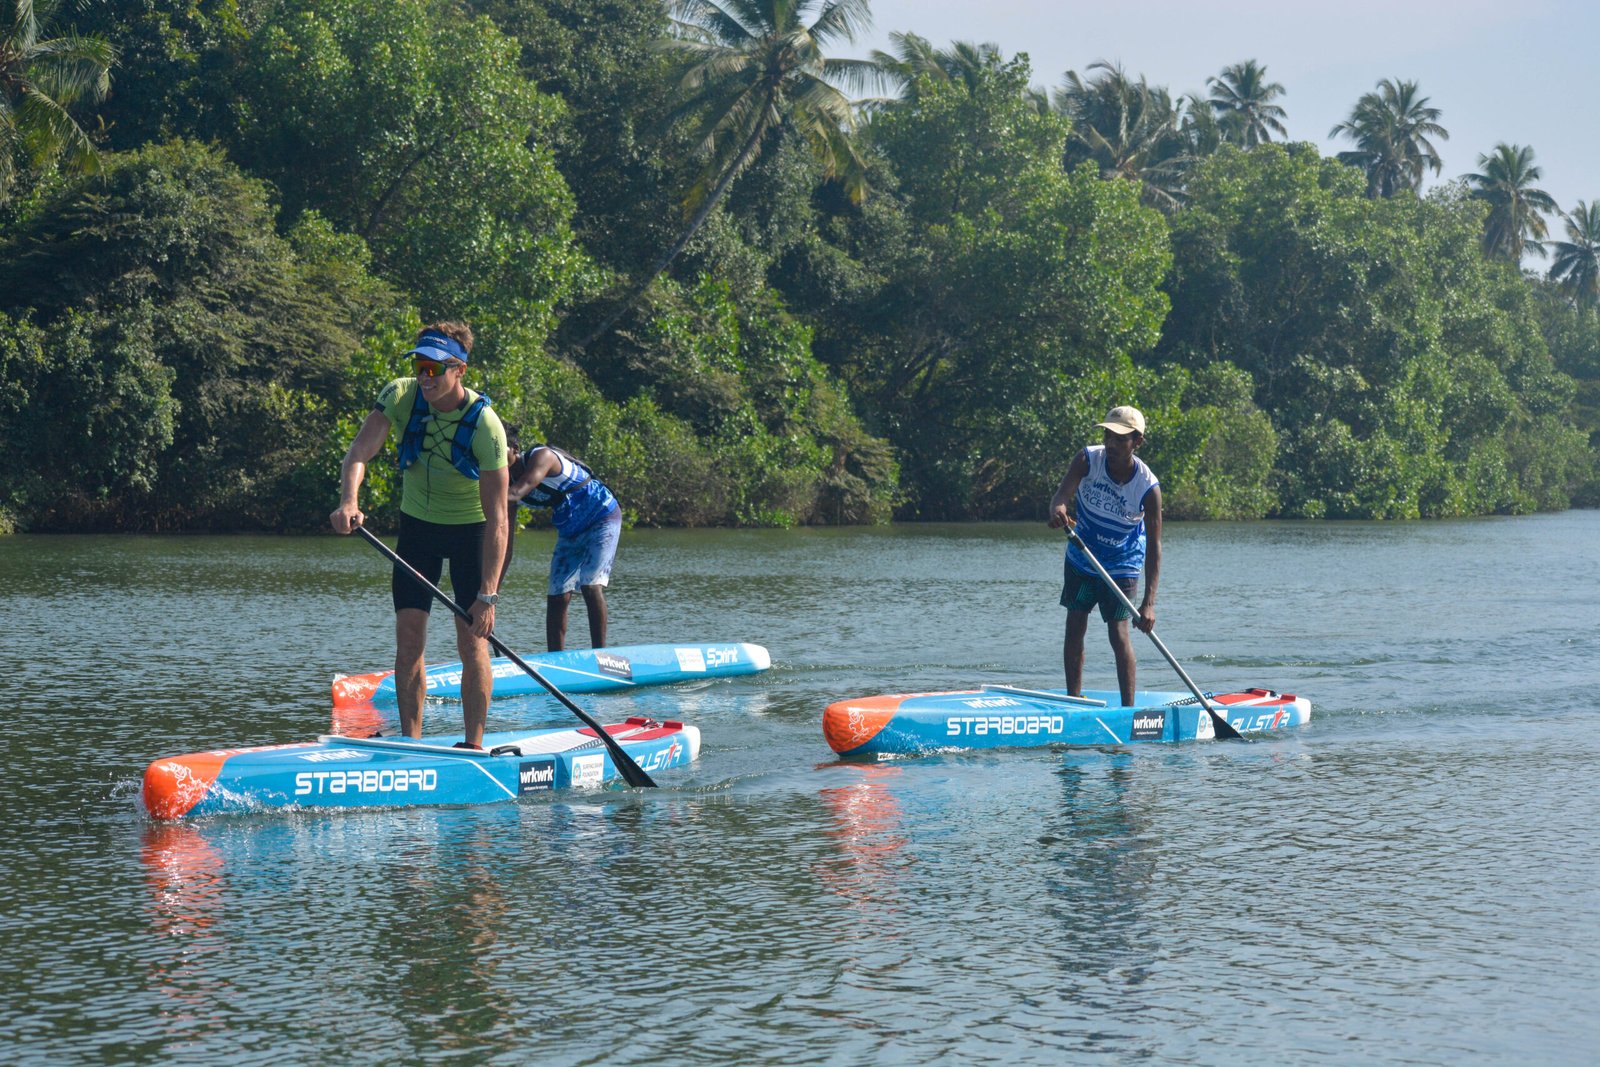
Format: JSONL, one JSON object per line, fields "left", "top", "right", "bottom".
{"left": 824, "top": 685, "right": 1310, "bottom": 757}
{"left": 143, "top": 718, "right": 699, "bottom": 819}
{"left": 332, "top": 642, "right": 771, "bottom": 707}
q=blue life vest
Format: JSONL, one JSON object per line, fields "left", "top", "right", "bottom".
{"left": 396, "top": 385, "right": 492, "bottom": 480}
{"left": 517, "top": 445, "right": 619, "bottom": 535}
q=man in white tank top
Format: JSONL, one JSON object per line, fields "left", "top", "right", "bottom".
{"left": 1046, "top": 406, "right": 1163, "bottom": 706}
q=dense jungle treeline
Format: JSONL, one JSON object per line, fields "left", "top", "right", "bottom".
{"left": 2, "top": 0, "right": 1597, "bottom": 532}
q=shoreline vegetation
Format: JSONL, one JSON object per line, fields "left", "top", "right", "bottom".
{"left": 2, "top": 0, "right": 1596, "bottom": 535}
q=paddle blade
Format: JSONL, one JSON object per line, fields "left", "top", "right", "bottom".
{"left": 608, "top": 740, "right": 659, "bottom": 788}
{"left": 1207, "top": 707, "right": 1246, "bottom": 741}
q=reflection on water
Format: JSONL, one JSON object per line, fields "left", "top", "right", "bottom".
{"left": 375, "top": 816, "right": 517, "bottom": 1052}
{"left": 1045, "top": 752, "right": 1160, "bottom": 1002}
{"left": 328, "top": 701, "right": 386, "bottom": 738}
{"left": 815, "top": 763, "right": 910, "bottom": 916}
{"left": 139, "top": 823, "right": 231, "bottom": 1038}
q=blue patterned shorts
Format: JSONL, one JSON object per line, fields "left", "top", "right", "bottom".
{"left": 548, "top": 513, "right": 621, "bottom": 595}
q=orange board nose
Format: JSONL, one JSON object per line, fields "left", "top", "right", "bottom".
{"left": 143, "top": 752, "right": 227, "bottom": 820}
{"left": 331, "top": 671, "right": 387, "bottom": 708}
{"left": 823, "top": 697, "right": 901, "bottom": 754}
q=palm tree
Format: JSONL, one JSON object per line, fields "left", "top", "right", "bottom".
{"left": 1206, "top": 60, "right": 1287, "bottom": 147}
{"left": 575, "top": 0, "right": 879, "bottom": 349}
{"left": 869, "top": 33, "right": 1003, "bottom": 99}
{"left": 1055, "top": 61, "right": 1187, "bottom": 211}
{"left": 1465, "top": 143, "right": 1558, "bottom": 261}
{"left": 0, "top": 0, "right": 116, "bottom": 200}
{"left": 1177, "top": 91, "right": 1224, "bottom": 159}
{"left": 1329, "top": 78, "right": 1447, "bottom": 198}
{"left": 868, "top": 30, "right": 941, "bottom": 92}
{"left": 1023, "top": 83, "right": 1050, "bottom": 117}
{"left": 1548, "top": 200, "right": 1600, "bottom": 305}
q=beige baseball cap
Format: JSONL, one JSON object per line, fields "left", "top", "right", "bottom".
{"left": 1096, "top": 405, "right": 1146, "bottom": 435}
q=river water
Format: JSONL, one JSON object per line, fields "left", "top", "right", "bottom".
{"left": 2, "top": 514, "right": 1597, "bottom": 1065}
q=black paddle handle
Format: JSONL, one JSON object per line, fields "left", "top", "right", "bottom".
{"left": 354, "top": 525, "right": 659, "bottom": 786}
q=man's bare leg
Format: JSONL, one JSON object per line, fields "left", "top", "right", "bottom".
{"left": 395, "top": 608, "right": 429, "bottom": 739}
{"left": 455, "top": 615, "right": 490, "bottom": 749}
{"left": 580, "top": 584, "right": 607, "bottom": 647}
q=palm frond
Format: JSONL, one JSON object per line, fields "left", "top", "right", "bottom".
{"left": 1547, "top": 201, "right": 1600, "bottom": 302}
{"left": 14, "top": 87, "right": 95, "bottom": 170}
{"left": 671, "top": 0, "right": 763, "bottom": 44}
{"left": 806, "top": 0, "right": 874, "bottom": 50}
{"left": 788, "top": 68, "right": 856, "bottom": 127}
{"left": 25, "top": 41, "right": 116, "bottom": 105}
{"left": 820, "top": 55, "right": 889, "bottom": 97}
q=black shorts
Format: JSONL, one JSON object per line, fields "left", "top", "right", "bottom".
{"left": 392, "top": 512, "right": 486, "bottom": 614}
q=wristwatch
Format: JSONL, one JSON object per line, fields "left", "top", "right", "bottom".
{"left": 476, "top": 592, "right": 499, "bottom": 606}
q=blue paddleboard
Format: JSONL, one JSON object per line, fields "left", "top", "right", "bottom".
{"left": 823, "top": 685, "right": 1311, "bottom": 756}
{"left": 144, "top": 717, "right": 700, "bottom": 818}
{"left": 333, "top": 641, "right": 770, "bottom": 706}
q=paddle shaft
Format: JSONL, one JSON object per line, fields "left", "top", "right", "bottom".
{"left": 1065, "top": 528, "right": 1246, "bottom": 741}
{"left": 354, "top": 525, "right": 658, "bottom": 786}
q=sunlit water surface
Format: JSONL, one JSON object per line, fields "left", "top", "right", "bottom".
{"left": 2, "top": 514, "right": 1597, "bottom": 1064}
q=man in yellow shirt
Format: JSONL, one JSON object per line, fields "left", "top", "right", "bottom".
{"left": 330, "top": 322, "right": 509, "bottom": 749}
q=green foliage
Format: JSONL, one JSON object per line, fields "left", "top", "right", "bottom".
{"left": 0, "top": 306, "right": 177, "bottom": 526}
{"left": 565, "top": 274, "right": 896, "bottom": 525}
{"left": 1504, "top": 413, "right": 1593, "bottom": 511}
{"left": 1159, "top": 144, "right": 1591, "bottom": 517}
{"left": 466, "top": 0, "right": 678, "bottom": 272}
{"left": 1329, "top": 78, "right": 1447, "bottom": 198}
{"left": 1548, "top": 201, "right": 1600, "bottom": 306}
{"left": 0, "top": 140, "right": 399, "bottom": 530}
{"left": 1206, "top": 61, "right": 1288, "bottom": 148}
{"left": 230, "top": 0, "right": 587, "bottom": 342}
{"left": 1535, "top": 288, "right": 1600, "bottom": 496}
{"left": 525, "top": 382, "right": 729, "bottom": 527}
{"left": 1466, "top": 143, "right": 1558, "bottom": 261}
{"left": 1055, "top": 61, "right": 1193, "bottom": 212}
{"left": 2, "top": 7, "right": 1593, "bottom": 534}
{"left": 562, "top": 0, "right": 882, "bottom": 350}
{"left": 874, "top": 56, "right": 1069, "bottom": 225}
{"left": 805, "top": 376, "right": 901, "bottom": 524}
{"left": 660, "top": 0, "right": 876, "bottom": 209}
{"left": 73, "top": 0, "right": 246, "bottom": 153}
{"left": 1155, "top": 363, "right": 1278, "bottom": 519}
{"left": 844, "top": 56, "right": 1172, "bottom": 516}
{"left": 0, "top": 0, "right": 118, "bottom": 202}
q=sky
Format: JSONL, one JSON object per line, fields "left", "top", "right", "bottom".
{"left": 846, "top": 0, "right": 1597, "bottom": 238}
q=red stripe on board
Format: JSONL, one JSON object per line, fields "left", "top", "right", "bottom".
{"left": 1212, "top": 689, "right": 1295, "bottom": 707}
{"left": 573, "top": 719, "right": 688, "bottom": 743}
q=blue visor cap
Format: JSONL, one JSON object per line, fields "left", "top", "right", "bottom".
{"left": 406, "top": 330, "right": 469, "bottom": 364}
